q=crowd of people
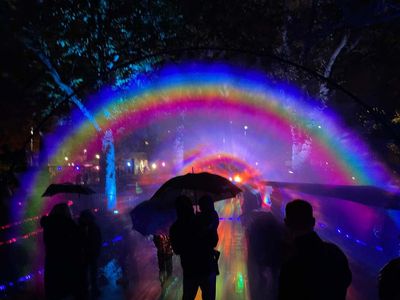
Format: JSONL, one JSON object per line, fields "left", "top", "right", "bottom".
{"left": 40, "top": 203, "right": 101, "bottom": 300}
{"left": 41, "top": 196, "right": 400, "bottom": 300}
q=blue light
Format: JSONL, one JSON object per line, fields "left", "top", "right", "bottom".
{"left": 127, "top": 161, "right": 131, "bottom": 167}
{"left": 112, "top": 236, "right": 123, "bottom": 243}
{"left": 356, "top": 239, "right": 367, "bottom": 246}
{"left": 376, "top": 246, "right": 384, "bottom": 252}
{"left": 57, "top": 166, "right": 62, "bottom": 171}
{"left": 103, "top": 129, "right": 117, "bottom": 210}
{"left": 113, "top": 210, "right": 119, "bottom": 214}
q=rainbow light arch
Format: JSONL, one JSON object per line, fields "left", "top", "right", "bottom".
{"left": 20, "top": 63, "right": 393, "bottom": 218}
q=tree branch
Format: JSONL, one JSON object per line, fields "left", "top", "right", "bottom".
{"left": 23, "top": 39, "right": 101, "bottom": 132}
{"left": 319, "top": 33, "right": 349, "bottom": 103}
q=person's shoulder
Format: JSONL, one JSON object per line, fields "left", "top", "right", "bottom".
{"left": 323, "top": 241, "right": 348, "bottom": 260}
{"left": 40, "top": 215, "right": 49, "bottom": 227}
{"left": 170, "top": 221, "right": 179, "bottom": 233}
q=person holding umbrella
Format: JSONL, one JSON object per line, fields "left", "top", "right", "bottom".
{"left": 170, "top": 195, "right": 218, "bottom": 300}
{"left": 40, "top": 203, "right": 83, "bottom": 300}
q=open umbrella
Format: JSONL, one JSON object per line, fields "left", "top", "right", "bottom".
{"left": 130, "top": 200, "right": 176, "bottom": 236}
{"left": 150, "top": 172, "right": 242, "bottom": 206}
{"left": 130, "top": 172, "right": 241, "bottom": 235}
{"left": 42, "top": 183, "right": 96, "bottom": 197}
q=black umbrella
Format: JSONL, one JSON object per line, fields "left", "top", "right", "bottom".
{"left": 130, "top": 172, "right": 241, "bottom": 235}
{"left": 130, "top": 200, "right": 176, "bottom": 236}
{"left": 42, "top": 183, "right": 96, "bottom": 197}
{"left": 150, "top": 172, "right": 242, "bottom": 207}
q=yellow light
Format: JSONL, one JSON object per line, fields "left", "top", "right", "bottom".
{"left": 64, "top": 156, "right": 69, "bottom": 161}
{"left": 95, "top": 154, "right": 100, "bottom": 159}
{"left": 233, "top": 175, "right": 242, "bottom": 183}
{"left": 151, "top": 163, "right": 157, "bottom": 170}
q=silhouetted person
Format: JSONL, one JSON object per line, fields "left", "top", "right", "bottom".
{"left": 40, "top": 203, "right": 82, "bottom": 300}
{"left": 198, "top": 195, "right": 219, "bottom": 249}
{"left": 378, "top": 257, "right": 400, "bottom": 300}
{"left": 246, "top": 211, "right": 284, "bottom": 300}
{"left": 278, "top": 199, "right": 352, "bottom": 300}
{"left": 170, "top": 196, "right": 218, "bottom": 300}
{"left": 242, "top": 185, "right": 262, "bottom": 214}
{"left": 79, "top": 209, "right": 102, "bottom": 299}
{"left": 153, "top": 232, "right": 173, "bottom": 286}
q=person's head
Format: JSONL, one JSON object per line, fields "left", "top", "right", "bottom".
{"left": 50, "top": 203, "right": 73, "bottom": 219}
{"left": 79, "top": 209, "right": 95, "bottom": 225}
{"left": 175, "top": 195, "right": 194, "bottom": 220}
{"left": 284, "top": 199, "right": 315, "bottom": 236}
{"left": 199, "top": 195, "right": 214, "bottom": 213}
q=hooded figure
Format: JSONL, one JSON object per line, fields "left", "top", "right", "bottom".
{"left": 40, "top": 203, "right": 82, "bottom": 300}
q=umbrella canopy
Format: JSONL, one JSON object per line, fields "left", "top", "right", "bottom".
{"left": 150, "top": 172, "right": 242, "bottom": 206}
{"left": 42, "top": 183, "right": 96, "bottom": 197}
{"left": 130, "top": 172, "right": 241, "bottom": 235}
{"left": 130, "top": 200, "right": 176, "bottom": 236}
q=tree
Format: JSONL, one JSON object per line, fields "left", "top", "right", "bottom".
{"left": 3, "top": 0, "right": 184, "bottom": 208}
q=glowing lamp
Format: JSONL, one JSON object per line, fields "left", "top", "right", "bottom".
{"left": 233, "top": 175, "right": 242, "bottom": 183}
{"left": 95, "top": 154, "right": 100, "bottom": 159}
{"left": 151, "top": 163, "right": 157, "bottom": 170}
{"left": 64, "top": 156, "right": 69, "bottom": 161}
{"left": 67, "top": 200, "right": 74, "bottom": 206}
{"left": 161, "top": 162, "right": 166, "bottom": 167}
{"left": 127, "top": 161, "right": 132, "bottom": 167}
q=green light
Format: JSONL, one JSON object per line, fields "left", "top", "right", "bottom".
{"left": 236, "top": 272, "right": 244, "bottom": 294}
